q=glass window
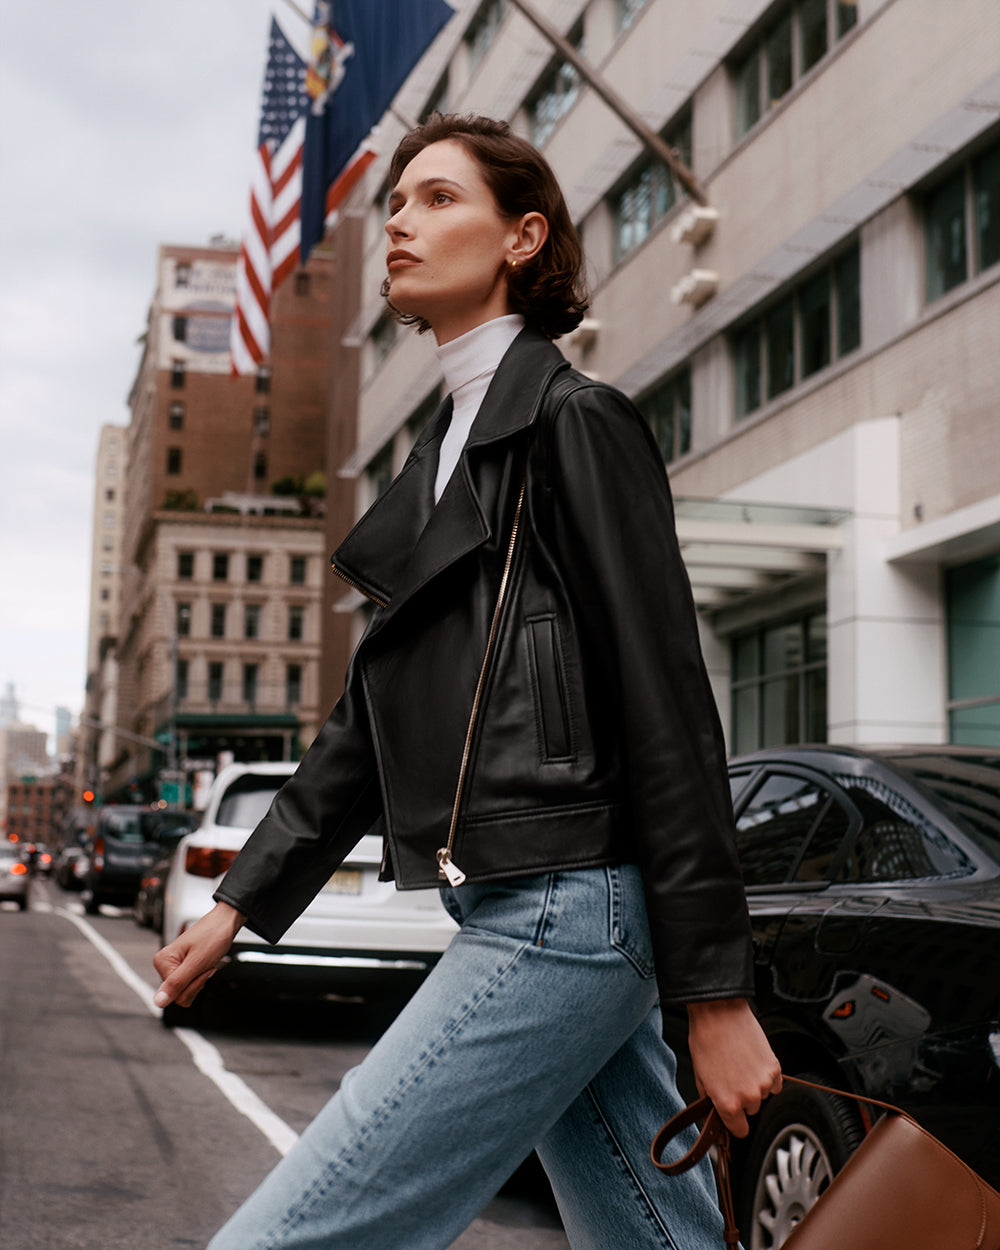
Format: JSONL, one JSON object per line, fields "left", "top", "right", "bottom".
{"left": 288, "top": 605, "right": 304, "bottom": 641}
{"left": 243, "top": 664, "right": 258, "bottom": 705}
{"left": 800, "top": 0, "right": 828, "bottom": 72}
{"left": 946, "top": 554, "right": 1000, "bottom": 746}
{"left": 529, "top": 28, "right": 583, "bottom": 147}
{"left": 974, "top": 144, "right": 1000, "bottom": 273}
{"left": 765, "top": 13, "right": 793, "bottom": 107}
{"left": 169, "top": 401, "right": 184, "bottom": 431}
{"left": 213, "top": 553, "right": 229, "bottom": 581}
{"left": 835, "top": 246, "right": 861, "bottom": 356}
{"left": 177, "top": 552, "right": 194, "bottom": 580}
{"left": 166, "top": 447, "right": 182, "bottom": 475}
{"left": 616, "top": 0, "right": 649, "bottom": 32}
{"left": 765, "top": 296, "right": 795, "bottom": 399}
{"left": 734, "top": 323, "right": 762, "bottom": 418}
{"left": 256, "top": 366, "right": 271, "bottom": 395}
{"left": 176, "top": 262, "right": 191, "bottom": 288}
{"left": 254, "top": 452, "right": 267, "bottom": 481}
{"left": 171, "top": 360, "right": 185, "bottom": 389}
{"left": 175, "top": 659, "right": 188, "bottom": 701}
{"left": 794, "top": 799, "right": 850, "bottom": 882}
{"left": 172, "top": 315, "right": 187, "bottom": 343}
{"left": 800, "top": 270, "right": 831, "bottom": 377}
{"left": 247, "top": 554, "right": 263, "bottom": 583}
{"left": 466, "top": 0, "right": 506, "bottom": 70}
{"left": 286, "top": 664, "right": 302, "bottom": 707}
{"left": 732, "top": 612, "right": 827, "bottom": 750}
{"left": 208, "top": 662, "right": 224, "bottom": 702}
{"left": 245, "top": 604, "right": 261, "bottom": 640}
{"left": 836, "top": 778, "right": 972, "bottom": 881}
{"left": 926, "top": 169, "right": 968, "bottom": 301}
{"left": 210, "top": 604, "right": 226, "bottom": 638}
{"left": 253, "top": 407, "right": 270, "bottom": 436}
{"left": 176, "top": 602, "right": 191, "bottom": 636}
{"left": 611, "top": 115, "right": 691, "bottom": 262}
{"left": 736, "top": 772, "right": 828, "bottom": 886}
{"left": 734, "top": 47, "right": 761, "bottom": 137}
{"left": 636, "top": 368, "right": 692, "bottom": 463}
{"left": 836, "top": 1, "right": 859, "bottom": 37}
{"left": 290, "top": 556, "right": 306, "bottom": 585}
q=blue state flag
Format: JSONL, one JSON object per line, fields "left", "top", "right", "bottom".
{"left": 301, "top": 0, "right": 455, "bottom": 260}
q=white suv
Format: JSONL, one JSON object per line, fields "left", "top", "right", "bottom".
{"left": 161, "top": 762, "right": 457, "bottom": 1022}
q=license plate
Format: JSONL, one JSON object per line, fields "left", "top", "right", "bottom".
{"left": 323, "top": 869, "right": 362, "bottom": 895}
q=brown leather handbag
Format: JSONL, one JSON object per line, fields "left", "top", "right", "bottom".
{"left": 651, "top": 1074, "right": 1000, "bottom": 1250}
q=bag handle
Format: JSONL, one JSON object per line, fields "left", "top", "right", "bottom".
{"left": 649, "top": 1077, "right": 907, "bottom": 1250}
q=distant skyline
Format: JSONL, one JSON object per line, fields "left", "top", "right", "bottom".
{"left": 0, "top": 2, "right": 312, "bottom": 747}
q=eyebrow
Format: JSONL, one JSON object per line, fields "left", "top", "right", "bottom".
{"left": 387, "top": 176, "right": 465, "bottom": 210}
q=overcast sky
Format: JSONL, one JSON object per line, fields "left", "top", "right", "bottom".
{"left": 0, "top": 2, "right": 314, "bottom": 746}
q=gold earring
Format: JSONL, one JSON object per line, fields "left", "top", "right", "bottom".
{"left": 510, "top": 259, "right": 517, "bottom": 270}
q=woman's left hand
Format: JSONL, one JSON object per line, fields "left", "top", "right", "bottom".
{"left": 686, "top": 997, "right": 782, "bottom": 1137}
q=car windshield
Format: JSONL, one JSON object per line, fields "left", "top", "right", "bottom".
{"left": 884, "top": 754, "right": 1000, "bottom": 861}
{"left": 99, "top": 811, "right": 145, "bottom": 841}
{"left": 215, "top": 776, "right": 285, "bottom": 829}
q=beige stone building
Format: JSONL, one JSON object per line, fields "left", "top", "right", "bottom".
{"left": 325, "top": 0, "right": 1000, "bottom": 752}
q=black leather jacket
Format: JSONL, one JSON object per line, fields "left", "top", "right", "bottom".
{"left": 215, "top": 329, "right": 754, "bottom": 1008}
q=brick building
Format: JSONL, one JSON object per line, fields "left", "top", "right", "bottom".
{"left": 5, "top": 775, "right": 74, "bottom": 849}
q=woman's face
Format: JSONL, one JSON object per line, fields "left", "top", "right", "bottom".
{"left": 385, "top": 139, "right": 536, "bottom": 343}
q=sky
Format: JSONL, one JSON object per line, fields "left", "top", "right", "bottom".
{"left": 0, "top": 1, "right": 314, "bottom": 748}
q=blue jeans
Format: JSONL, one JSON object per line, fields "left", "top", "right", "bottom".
{"left": 207, "top": 865, "right": 726, "bottom": 1249}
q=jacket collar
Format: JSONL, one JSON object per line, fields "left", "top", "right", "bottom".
{"left": 332, "top": 327, "right": 567, "bottom": 627}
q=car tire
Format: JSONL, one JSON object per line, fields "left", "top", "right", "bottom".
{"left": 739, "top": 1072, "right": 864, "bottom": 1250}
{"left": 84, "top": 893, "right": 102, "bottom": 915}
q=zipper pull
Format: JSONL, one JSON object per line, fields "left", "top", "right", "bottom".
{"left": 436, "top": 848, "right": 466, "bottom": 887}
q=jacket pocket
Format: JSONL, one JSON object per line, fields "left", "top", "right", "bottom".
{"left": 525, "top": 614, "right": 576, "bottom": 763}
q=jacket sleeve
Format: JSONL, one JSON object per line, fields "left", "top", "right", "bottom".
{"left": 213, "top": 645, "right": 382, "bottom": 944}
{"left": 547, "top": 383, "right": 754, "bottom": 1008}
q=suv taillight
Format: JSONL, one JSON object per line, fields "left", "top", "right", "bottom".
{"left": 92, "top": 837, "right": 105, "bottom": 871}
{"left": 184, "top": 846, "right": 240, "bottom": 879}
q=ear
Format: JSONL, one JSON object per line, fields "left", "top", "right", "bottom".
{"left": 508, "top": 212, "right": 549, "bottom": 265}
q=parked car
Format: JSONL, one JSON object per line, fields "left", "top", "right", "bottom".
{"left": 133, "top": 829, "right": 188, "bottom": 933}
{"left": 0, "top": 845, "right": 30, "bottom": 910}
{"left": 54, "top": 845, "right": 88, "bottom": 891}
{"left": 83, "top": 805, "right": 193, "bottom": 915}
{"left": 160, "top": 762, "right": 458, "bottom": 1024}
{"left": 667, "top": 745, "right": 1000, "bottom": 1249}
{"left": 24, "top": 842, "right": 54, "bottom": 875}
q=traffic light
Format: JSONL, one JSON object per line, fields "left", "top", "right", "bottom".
{"left": 82, "top": 789, "right": 95, "bottom": 804}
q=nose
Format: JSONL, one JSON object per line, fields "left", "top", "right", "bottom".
{"left": 385, "top": 205, "right": 411, "bottom": 242}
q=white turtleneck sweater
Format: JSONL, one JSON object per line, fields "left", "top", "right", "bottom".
{"left": 433, "top": 314, "right": 525, "bottom": 503}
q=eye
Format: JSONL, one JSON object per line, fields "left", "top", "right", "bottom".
{"left": 431, "top": 190, "right": 453, "bottom": 206}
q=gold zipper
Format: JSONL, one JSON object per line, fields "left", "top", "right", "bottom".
{"left": 437, "top": 476, "right": 527, "bottom": 887}
{"left": 331, "top": 562, "right": 389, "bottom": 609}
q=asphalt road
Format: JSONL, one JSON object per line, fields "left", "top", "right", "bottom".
{"left": 0, "top": 880, "right": 569, "bottom": 1250}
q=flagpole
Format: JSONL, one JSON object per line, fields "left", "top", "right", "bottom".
{"left": 506, "top": 0, "right": 709, "bottom": 206}
{"left": 278, "top": 0, "right": 311, "bottom": 24}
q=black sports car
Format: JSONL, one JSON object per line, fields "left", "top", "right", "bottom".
{"left": 670, "top": 745, "right": 1000, "bottom": 1249}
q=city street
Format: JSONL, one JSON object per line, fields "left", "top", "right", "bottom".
{"left": 0, "top": 880, "right": 568, "bottom": 1250}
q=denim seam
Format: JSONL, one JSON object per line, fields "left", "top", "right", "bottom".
{"left": 265, "top": 941, "right": 533, "bottom": 1246}
{"left": 532, "top": 872, "right": 559, "bottom": 947}
{"left": 582, "top": 1083, "right": 682, "bottom": 1249}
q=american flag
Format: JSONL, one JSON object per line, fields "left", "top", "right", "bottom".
{"left": 230, "top": 19, "right": 310, "bottom": 377}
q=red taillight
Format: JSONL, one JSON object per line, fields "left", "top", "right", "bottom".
{"left": 92, "top": 837, "right": 105, "bottom": 871}
{"left": 41, "top": 853, "right": 52, "bottom": 865}
{"left": 11, "top": 863, "right": 28, "bottom": 877}
{"left": 184, "top": 846, "right": 240, "bottom": 879}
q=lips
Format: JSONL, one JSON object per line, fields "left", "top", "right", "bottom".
{"left": 386, "top": 249, "right": 420, "bottom": 271}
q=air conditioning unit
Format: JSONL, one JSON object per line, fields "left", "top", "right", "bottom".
{"left": 670, "top": 206, "right": 719, "bottom": 247}
{"left": 670, "top": 269, "right": 719, "bottom": 307}
{"left": 566, "top": 317, "right": 601, "bottom": 350}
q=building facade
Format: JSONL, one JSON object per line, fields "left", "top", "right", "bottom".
{"left": 323, "top": 0, "right": 1000, "bottom": 752}
{"left": 106, "top": 241, "right": 337, "bottom": 802}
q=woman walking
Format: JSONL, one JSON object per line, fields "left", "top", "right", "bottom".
{"left": 154, "top": 112, "right": 781, "bottom": 1250}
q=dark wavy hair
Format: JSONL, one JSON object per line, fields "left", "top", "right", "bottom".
{"left": 380, "top": 113, "right": 589, "bottom": 340}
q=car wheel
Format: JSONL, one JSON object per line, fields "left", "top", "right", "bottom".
{"left": 84, "top": 893, "right": 102, "bottom": 915}
{"left": 740, "top": 1073, "right": 864, "bottom": 1250}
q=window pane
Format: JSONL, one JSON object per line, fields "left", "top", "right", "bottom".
{"left": 734, "top": 323, "right": 761, "bottom": 417}
{"left": 836, "top": 1, "right": 858, "bottom": 37}
{"left": 794, "top": 799, "right": 850, "bottom": 882}
{"left": 762, "top": 675, "right": 800, "bottom": 745}
{"left": 733, "top": 687, "right": 760, "bottom": 755}
{"left": 800, "top": 0, "right": 828, "bottom": 72}
{"left": 736, "top": 773, "right": 827, "bottom": 886}
{"left": 806, "top": 668, "right": 827, "bottom": 742}
{"left": 974, "top": 144, "right": 1000, "bottom": 273}
{"left": 925, "top": 170, "right": 968, "bottom": 301}
{"left": 766, "top": 14, "right": 793, "bottom": 108}
{"left": 677, "top": 370, "right": 692, "bottom": 456}
{"left": 734, "top": 634, "right": 759, "bottom": 681}
{"left": 765, "top": 296, "right": 795, "bottom": 399}
{"left": 763, "top": 621, "right": 804, "bottom": 674}
{"left": 836, "top": 779, "right": 972, "bottom": 881}
{"left": 800, "top": 270, "right": 831, "bottom": 377}
{"left": 806, "top": 613, "right": 828, "bottom": 664}
{"left": 734, "top": 50, "right": 760, "bottom": 137}
{"left": 835, "top": 246, "right": 861, "bottom": 356}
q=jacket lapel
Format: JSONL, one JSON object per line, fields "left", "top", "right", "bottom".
{"left": 332, "top": 329, "right": 568, "bottom": 634}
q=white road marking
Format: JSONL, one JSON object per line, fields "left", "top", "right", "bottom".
{"left": 57, "top": 906, "right": 299, "bottom": 1156}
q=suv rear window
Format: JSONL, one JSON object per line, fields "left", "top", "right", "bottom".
{"left": 216, "top": 775, "right": 286, "bottom": 829}
{"left": 99, "top": 811, "right": 144, "bottom": 841}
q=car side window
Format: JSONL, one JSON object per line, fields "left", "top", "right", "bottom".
{"left": 736, "top": 772, "right": 835, "bottom": 887}
{"left": 730, "top": 770, "right": 754, "bottom": 808}
{"left": 835, "top": 777, "right": 973, "bottom": 882}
